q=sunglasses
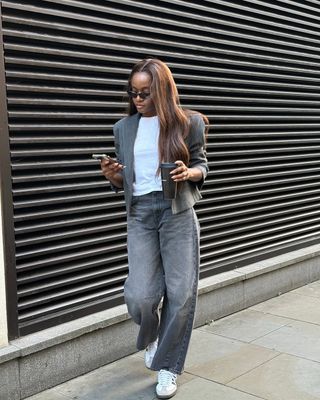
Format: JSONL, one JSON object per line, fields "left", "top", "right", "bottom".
{"left": 127, "top": 90, "right": 151, "bottom": 100}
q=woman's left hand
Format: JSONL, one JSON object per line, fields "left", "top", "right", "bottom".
{"left": 170, "top": 160, "right": 190, "bottom": 182}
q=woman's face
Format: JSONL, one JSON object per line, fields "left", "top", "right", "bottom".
{"left": 130, "top": 72, "right": 156, "bottom": 117}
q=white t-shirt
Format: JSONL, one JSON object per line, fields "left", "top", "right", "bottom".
{"left": 133, "top": 116, "right": 162, "bottom": 196}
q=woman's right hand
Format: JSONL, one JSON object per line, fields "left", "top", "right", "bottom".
{"left": 100, "top": 158, "right": 124, "bottom": 186}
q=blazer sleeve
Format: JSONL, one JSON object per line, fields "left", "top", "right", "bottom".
{"left": 187, "top": 114, "right": 209, "bottom": 190}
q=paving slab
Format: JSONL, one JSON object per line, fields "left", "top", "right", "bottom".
{"left": 200, "top": 309, "right": 291, "bottom": 342}
{"left": 253, "top": 320, "right": 320, "bottom": 363}
{"left": 185, "top": 329, "right": 279, "bottom": 383}
{"left": 251, "top": 291, "right": 320, "bottom": 325}
{"left": 229, "top": 353, "right": 320, "bottom": 400}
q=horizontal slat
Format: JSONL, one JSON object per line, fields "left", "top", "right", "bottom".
{"left": 18, "top": 261, "right": 128, "bottom": 285}
{"left": 18, "top": 267, "right": 127, "bottom": 295}
{"left": 16, "top": 234, "right": 127, "bottom": 260}
{"left": 17, "top": 287, "right": 124, "bottom": 323}
{"left": 6, "top": 72, "right": 320, "bottom": 93}
{"left": 9, "top": 113, "right": 120, "bottom": 121}
{"left": 202, "top": 208, "right": 320, "bottom": 239}
{"left": 15, "top": 221, "right": 127, "bottom": 247}
{"left": 5, "top": 40, "right": 320, "bottom": 77}
{"left": 13, "top": 190, "right": 115, "bottom": 208}
{"left": 7, "top": 0, "right": 320, "bottom": 41}
{"left": 199, "top": 196, "right": 320, "bottom": 224}
{"left": 4, "top": 2, "right": 320, "bottom": 53}
{"left": 12, "top": 165, "right": 320, "bottom": 186}
{"left": 14, "top": 200, "right": 125, "bottom": 222}
{"left": 211, "top": 152, "right": 320, "bottom": 166}
{"left": 14, "top": 211, "right": 127, "bottom": 235}
{"left": 7, "top": 85, "right": 320, "bottom": 99}
{"left": 16, "top": 243, "right": 129, "bottom": 271}
{"left": 199, "top": 181, "right": 320, "bottom": 205}
{"left": 199, "top": 231, "right": 320, "bottom": 274}
{"left": 6, "top": 58, "right": 320, "bottom": 83}
{"left": 199, "top": 187, "right": 320, "bottom": 213}
{"left": 200, "top": 221, "right": 320, "bottom": 259}
{"left": 4, "top": 18, "right": 320, "bottom": 65}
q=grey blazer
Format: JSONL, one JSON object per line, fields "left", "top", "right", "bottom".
{"left": 112, "top": 112, "right": 208, "bottom": 215}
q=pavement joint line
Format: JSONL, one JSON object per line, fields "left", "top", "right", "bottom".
{"left": 288, "top": 291, "right": 320, "bottom": 299}
{"left": 288, "top": 352, "right": 320, "bottom": 365}
{"left": 183, "top": 371, "right": 268, "bottom": 400}
{"left": 249, "top": 309, "right": 320, "bottom": 327}
{"left": 197, "top": 312, "right": 292, "bottom": 339}
{"left": 224, "top": 352, "right": 282, "bottom": 386}
{"left": 225, "top": 384, "right": 268, "bottom": 400}
{"left": 226, "top": 384, "right": 268, "bottom": 400}
{"left": 181, "top": 370, "right": 222, "bottom": 385}
{"left": 196, "top": 329, "right": 250, "bottom": 344}
{"left": 246, "top": 322, "right": 295, "bottom": 344}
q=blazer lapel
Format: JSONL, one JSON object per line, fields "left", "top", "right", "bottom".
{"left": 124, "top": 113, "right": 141, "bottom": 187}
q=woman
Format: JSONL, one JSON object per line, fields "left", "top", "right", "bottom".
{"left": 101, "top": 58, "right": 208, "bottom": 399}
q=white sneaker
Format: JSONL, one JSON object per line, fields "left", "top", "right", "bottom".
{"left": 156, "top": 369, "right": 177, "bottom": 399}
{"left": 144, "top": 339, "right": 158, "bottom": 369}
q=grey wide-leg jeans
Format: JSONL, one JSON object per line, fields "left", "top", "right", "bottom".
{"left": 124, "top": 191, "right": 200, "bottom": 375}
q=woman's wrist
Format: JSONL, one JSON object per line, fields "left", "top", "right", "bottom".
{"left": 104, "top": 172, "right": 123, "bottom": 188}
{"left": 187, "top": 167, "right": 203, "bottom": 182}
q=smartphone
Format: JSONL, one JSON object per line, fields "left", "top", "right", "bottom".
{"left": 92, "top": 153, "right": 126, "bottom": 168}
{"left": 92, "top": 153, "right": 113, "bottom": 162}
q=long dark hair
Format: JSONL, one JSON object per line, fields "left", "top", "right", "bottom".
{"left": 126, "top": 58, "right": 208, "bottom": 166}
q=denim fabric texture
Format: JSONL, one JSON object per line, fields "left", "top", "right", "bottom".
{"left": 124, "top": 191, "right": 200, "bottom": 375}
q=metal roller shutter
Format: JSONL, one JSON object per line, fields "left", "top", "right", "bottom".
{"left": 1, "top": 0, "right": 320, "bottom": 335}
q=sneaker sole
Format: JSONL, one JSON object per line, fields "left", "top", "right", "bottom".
{"left": 156, "top": 388, "right": 177, "bottom": 399}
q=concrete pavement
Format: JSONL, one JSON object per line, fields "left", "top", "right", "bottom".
{"left": 25, "top": 279, "right": 320, "bottom": 400}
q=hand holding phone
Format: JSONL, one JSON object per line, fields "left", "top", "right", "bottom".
{"left": 92, "top": 153, "right": 126, "bottom": 169}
